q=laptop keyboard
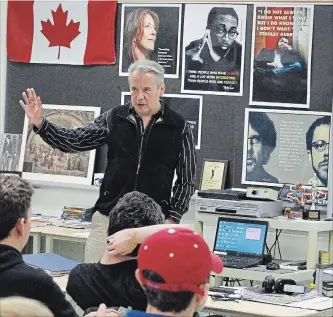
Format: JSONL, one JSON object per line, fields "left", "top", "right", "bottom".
{"left": 220, "top": 256, "right": 260, "bottom": 268}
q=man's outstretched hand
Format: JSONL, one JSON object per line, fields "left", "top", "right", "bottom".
{"left": 19, "top": 88, "right": 44, "bottom": 127}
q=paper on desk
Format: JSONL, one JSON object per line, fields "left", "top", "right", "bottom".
{"left": 287, "top": 297, "right": 333, "bottom": 310}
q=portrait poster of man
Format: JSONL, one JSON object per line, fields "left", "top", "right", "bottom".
{"left": 18, "top": 105, "right": 101, "bottom": 185}
{"left": 121, "top": 92, "right": 202, "bottom": 149}
{"left": 242, "top": 109, "right": 331, "bottom": 188}
{"left": 119, "top": 4, "right": 181, "bottom": 78}
{"left": 181, "top": 4, "right": 247, "bottom": 96}
{"left": 0, "top": 134, "right": 22, "bottom": 172}
{"left": 249, "top": 5, "right": 314, "bottom": 108}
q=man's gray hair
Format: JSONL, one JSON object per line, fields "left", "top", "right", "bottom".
{"left": 128, "top": 59, "right": 165, "bottom": 88}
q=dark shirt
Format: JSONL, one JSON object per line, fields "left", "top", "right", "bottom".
{"left": 0, "top": 244, "right": 77, "bottom": 317}
{"left": 67, "top": 260, "right": 146, "bottom": 311}
{"left": 33, "top": 103, "right": 196, "bottom": 223}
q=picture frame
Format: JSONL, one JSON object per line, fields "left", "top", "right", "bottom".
{"left": 18, "top": 104, "right": 101, "bottom": 185}
{"left": 200, "top": 159, "right": 228, "bottom": 191}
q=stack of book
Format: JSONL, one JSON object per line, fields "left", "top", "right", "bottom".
{"left": 61, "top": 206, "right": 92, "bottom": 222}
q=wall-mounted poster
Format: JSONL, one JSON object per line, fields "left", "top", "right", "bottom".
{"left": 19, "top": 105, "right": 101, "bottom": 185}
{"left": 0, "top": 134, "right": 22, "bottom": 172}
{"left": 119, "top": 4, "right": 181, "bottom": 78}
{"left": 121, "top": 93, "right": 202, "bottom": 149}
{"left": 249, "top": 5, "right": 314, "bottom": 108}
{"left": 242, "top": 109, "right": 331, "bottom": 188}
{"left": 181, "top": 4, "right": 247, "bottom": 96}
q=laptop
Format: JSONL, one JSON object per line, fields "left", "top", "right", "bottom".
{"left": 213, "top": 217, "right": 268, "bottom": 269}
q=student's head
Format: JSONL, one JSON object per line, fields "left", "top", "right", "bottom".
{"left": 0, "top": 296, "right": 54, "bottom": 317}
{"left": 0, "top": 175, "right": 34, "bottom": 251}
{"left": 124, "top": 8, "right": 159, "bottom": 61}
{"left": 247, "top": 112, "right": 277, "bottom": 174}
{"left": 306, "top": 116, "right": 330, "bottom": 187}
{"left": 207, "top": 7, "right": 239, "bottom": 50}
{"left": 128, "top": 59, "right": 166, "bottom": 118}
{"left": 107, "top": 191, "right": 165, "bottom": 256}
{"left": 136, "top": 228, "right": 223, "bottom": 315}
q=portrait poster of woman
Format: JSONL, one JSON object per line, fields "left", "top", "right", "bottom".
{"left": 119, "top": 4, "right": 182, "bottom": 78}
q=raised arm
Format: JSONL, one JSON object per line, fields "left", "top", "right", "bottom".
{"left": 106, "top": 224, "right": 191, "bottom": 256}
{"left": 20, "top": 88, "right": 108, "bottom": 153}
{"left": 169, "top": 122, "right": 196, "bottom": 223}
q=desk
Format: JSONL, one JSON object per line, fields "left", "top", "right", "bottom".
{"left": 203, "top": 297, "right": 333, "bottom": 317}
{"left": 195, "top": 212, "right": 333, "bottom": 269}
{"left": 30, "top": 226, "right": 90, "bottom": 253}
{"left": 54, "top": 275, "right": 69, "bottom": 292}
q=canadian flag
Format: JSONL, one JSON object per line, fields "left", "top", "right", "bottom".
{"left": 7, "top": 0, "right": 117, "bottom": 65}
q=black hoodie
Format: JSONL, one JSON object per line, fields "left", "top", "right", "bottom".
{"left": 0, "top": 244, "right": 77, "bottom": 317}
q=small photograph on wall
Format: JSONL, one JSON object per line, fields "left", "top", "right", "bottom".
{"left": 181, "top": 4, "right": 247, "bottom": 96}
{"left": 249, "top": 5, "right": 314, "bottom": 108}
{"left": 0, "top": 134, "right": 22, "bottom": 172}
{"left": 119, "top": 4, "right": 182, "bottom": 78}
{"left": 242, "top": 108, "right": 331, "bottom": 188}
{"left": 18, "top": 105, "right": 101, "bottom": 185}
{"left": 121, "top": 93, "right": 202, "bottom": 149}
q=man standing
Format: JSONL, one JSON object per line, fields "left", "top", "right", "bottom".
{"left": 306, "top": 116, "right": 330, "bottom": 187}
{"left": 246, "top": 112, "right": 278, "bottom": 183}
{"left": 184, "top": 7, "right": 242, "bottom": 92}
{"left": 20, "top": 59, "right": 196, "bottom": 260}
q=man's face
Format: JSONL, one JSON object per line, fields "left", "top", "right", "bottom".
{"left": 210, "top": 14, "right": 238, "bottom": 50}
{"left": 247, "top": 124, "right": 264, "bottom": 173}
{"left": 277, "top": 37, "right": 289, "bottom": 51}
{"left": 308, "top": 124, "right": 330, "bottom": 186}
{"left": 129, "top": 71, "right": 165, "bottom": 117}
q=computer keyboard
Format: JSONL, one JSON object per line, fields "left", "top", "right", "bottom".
{"left": 221, "top": 256, "right": 259, "bottom": 268}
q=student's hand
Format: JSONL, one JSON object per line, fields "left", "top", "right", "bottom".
{"left": 19, "top": 88, "right": 44, "bottom": 127}
{"left": 86, "top": 304, "right": 119, "bottom": 316}
{"left": 166, "top": 218, "right": 176, "bottom": 224}
{"left": 106, "top": 228, "right": 137, "bottom": 256}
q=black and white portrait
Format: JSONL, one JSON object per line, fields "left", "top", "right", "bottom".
{"left": 0, "top": 134, "right": 22, "bottom": 172}
{"left": 242, "top": 109, "right": 331, "bottom": 187}
{"left": 119, "top": 4, "right": 181, "bottom": 78}
{"left": 181, "top": 4, "right": 247, "bottom": 95}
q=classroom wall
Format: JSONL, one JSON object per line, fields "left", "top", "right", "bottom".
{"left": 4, "top": 4, "right": 333, "bottom": 189}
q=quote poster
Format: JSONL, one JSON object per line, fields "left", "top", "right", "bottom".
{"left": 119, "top": 4, "right": 181, "bottom": 78}
{"left": 121, "top": 93, "right": 202, "bottom": 149}
{"left": 250, "top": 5, "right": 314, "bottom": 108}
{"left": 242, "top": 109, "right": 331, "bottom": 188}
{"left": 181, "top": 4, "right": 247, "bottom": 96}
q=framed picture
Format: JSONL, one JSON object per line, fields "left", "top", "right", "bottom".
{"left": 0, "top": 133, "right": 22, "bottom": 172}
{"left": 200, "top": 159, "right": 228, "bottom": 190}
{"left": 242, "top": 108, "right": 331, "bottom": 188}
{"left": 18, "top": 104, "right": 101, "bottom": 185}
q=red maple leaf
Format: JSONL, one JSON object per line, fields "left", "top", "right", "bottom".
{"left": 41, "top": 4, "right": 81, "bottom": 59}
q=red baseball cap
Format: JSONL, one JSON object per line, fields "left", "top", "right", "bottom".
{"left": 137, "top": 228, "right": 223, "bottom": 296}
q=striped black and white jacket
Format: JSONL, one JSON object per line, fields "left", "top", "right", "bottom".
{"left": 34, "top": 103, "right": 196, "bottom": 223}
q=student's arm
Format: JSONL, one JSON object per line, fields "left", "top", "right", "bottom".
{"left": 106, "top": 224, "right": 191, "bottom": 256}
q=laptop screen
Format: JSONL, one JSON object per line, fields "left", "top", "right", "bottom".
{"left": 213, "top": 217, "right": 268, "bottom": 257}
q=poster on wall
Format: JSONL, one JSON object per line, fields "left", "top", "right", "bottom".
{"left": 18, "top": 105, "right": 101, "bottom": 185}
{"left": 0, "top": 134, "right": 22, "bottom": 172}
{"left": 249, "top": 5, "right": 314, "bottom": 108}
{"left": 121, "top": 93, "right": 202, "bottom": 149}
{"left": 181, "top": 4, "right": 247, "bottom": 96}
{"left": 242, "top": 108, "right": 331, "bottom": 188}
{"left": 119, "top": 4, "right": 182, "bottom": 78}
